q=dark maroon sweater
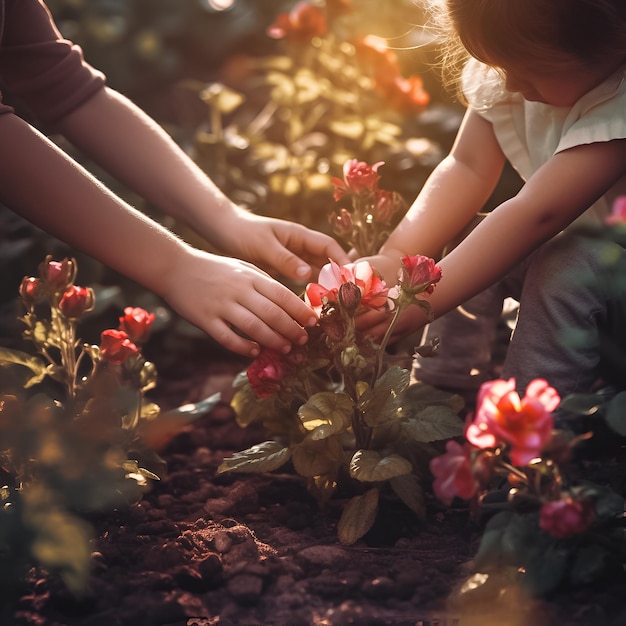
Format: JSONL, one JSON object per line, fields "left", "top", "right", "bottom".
{"left": 0, "top": 0, "right": 105, "bottom": 128}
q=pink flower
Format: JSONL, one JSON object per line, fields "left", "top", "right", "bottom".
{"left": 399, "top": 254, "right": 442, "bottom": 296}
{"left": 539, "top": 497, "right": 595, "bottom": 539}
{"left": 329, "top": 208, "right": 353, "bottom": 238}
{"left": 100, "top": 329, "right": 139, "bottom": 365}
{"left": 119, "top": 307, "right": 155, "bottom": 344}
{"left": 373, "top": 190, "right": 405, "bottom": 225}
{"left": 59, "top": 285, "right": 95, "bottom": 319}
{"left": 466, "top": 378, "right": 559, "bottom": 466}
{"left": 247, "top": 349, "right": 288, "bottom": 398}
{"left": 305, "top": 260, "right": 389, "bottom": 314}
{"left": 331, "top": 160, "right": 384, "bottom": 200}
{"left": 430, "top": 440, "right": 478, "bottom": 505}
{"left": 605, "top": 196, "right": 626, "bottom": 225}
{"left": 267, "top": 2, "right": 327, "bottom": 42}
{"left": 379, "top": 75, "right": 430, "bottom": 112}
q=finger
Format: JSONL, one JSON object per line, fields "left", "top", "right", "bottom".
{"left": 205, "top": 318, "right": 262, "bottom": 358}
{"left": 253, "top": 279, "right": 318, "bottom": 331}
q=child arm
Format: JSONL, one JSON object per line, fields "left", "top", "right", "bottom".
{"left": 53, "top": 87, "right": 349, "bottom": 280}
{"left": 0, "top": 113, "right": 318, "bottom": 357}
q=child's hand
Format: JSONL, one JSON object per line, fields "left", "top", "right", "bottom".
{"left": 215, "top": 211, "right": 350, "bottom": 281}
{"left": 161, "top": 248, "right": 318, "bottom": 357}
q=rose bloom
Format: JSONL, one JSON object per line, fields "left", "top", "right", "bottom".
{"left": 267, "top": 2, "right": 327, "bottom": 42}
{"left": 59, "top": 285, "right": 95, "bottom": 319}
{"left": 247, "top": 349, "right": 288, "bottom": 398}
{"left": 119, "top": 306, "right": 155, "bottom": 344}
{"left": 352, "top": 35, "right": 400, "bottom": 81}
{"left": 400, "top": 254, "right": 442, "bottom": 296}
{"left": 331, "top": 159, "right": 384, "bottom": 200}
{"left": 430, "top": 440, "right": 478, "bottom": 506}
{"left": 373, "top": 190, "right": 406, "bottom": 225}
{"left": 605, "top": 196, "right": 626, "bottom": 225}
{"left": 305, "top": 260, "right": 389, "bottom": 314}
{"left": 100, "top": 329, "right": 139, "bottom": 365}
{"left": 466, "top": 378, "right": 560, "bottom": 466}
{"left": 539, "top": 497, "right": 595, "bottom": 539}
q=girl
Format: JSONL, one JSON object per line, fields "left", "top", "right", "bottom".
{"left": 0, "top": 0, "right": 349, "bottom": 358}
{"left": 359, "top": 0, "right": 626, "bottom": 398}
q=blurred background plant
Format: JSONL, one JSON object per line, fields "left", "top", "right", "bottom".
{"left": 0, "top": 257, "right": 218, "bottom": 616}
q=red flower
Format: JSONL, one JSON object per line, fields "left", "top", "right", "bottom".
{"left": 267, "top": 2, "right": 327, "bottom": 42}
{"left": 305, "top": 260, "right": 389, "bottom": 314}
{"left": 539, "top": 497, "right": 595, "bottom": 539}
{"left": 329, "top": 207, "right": 353, "bottom": 238}
{"left": 331, "top": 159, "right": 384, "bottom": 200}
{"left": 19, "top": 277, "right": 44, "bottom": 308}
{"left": 38, "top": 257, "right": 76, "bottom": 294}
{"left": 430, "top": 440, "right": 478, "bottom": 505}
{"left": 466, "top": 378, "right": 559, "bottom": 466}
{"left": 605, "top": 196, "right": 626, "bottom": 225}
{"left": 59, "top": 285, "right": 95, "bottom": 319}
{"left": 119, "top": 307, "right": 155, "bottom": 344}
{"left": 326, "top": 0, "right": 353, "bottom": 15}
{"left": 399, "top": 254, "right": 442, "bottom": 296}
{"left": 373, "top": 190, "right": 405, "bottom": 225}
{"left": 380, "top": 75, "right": 430, "bottom": 113}
{"left": 352, "top": 35, "right": 400, "bottom": 82}
{"left": 247, "top": 349, "right": 288, "bottom": 398}
{"left": 100, "top": 329, "right": 139, "bottom": 365}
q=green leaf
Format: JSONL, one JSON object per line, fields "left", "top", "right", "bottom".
{"left": 605, "top": 391, "right": 626, "bottom": 435}
{"left": 559, "top": 392, "right": 606, "bottom": 417}
{"left": 523, "top": 542, "right": 569, "bottom": 597}
{"left": 349, "top": 450, "right": 412, "bottom": 482}
{"left": 473, "top": 511, "right": 514, "bottom": 570}
{"left": 402, "top": 382, "right": 465, "bottom": 416}
{"left": 291, "top": 436, "right": 345, "bottom": 477}
{"left": 0, "top": 347, "right": 49, "bottom": 388}
{"left": 389, "top": 473, "right": 426, "bottom": 520}
{"left": 401, "top": 405, "right": 464, "bottom": 442}
{"left": 230, "top": 382, "right": 278, "bottom": 428}
{"left": 360, "top": 365, "right": 410, "bottom": 427}
{"left": 298, "top": 391, "right": 353, "bottom": 440}
{"left": 24, "top": 500, "right": 92, "bottom": 593}
{"left": 568, "top": 544, "right": 614, "bottom": 587}
{"left": 337, "top": 487, "right": 379, "bottom": 545}
{"left": 217, "top": 441, "right": 291, "bottom": 474}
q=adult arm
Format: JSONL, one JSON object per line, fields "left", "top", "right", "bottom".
{"left": 0, "top": 113, "right": 319, "bottom": 356}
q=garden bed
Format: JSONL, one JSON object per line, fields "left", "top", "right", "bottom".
{"left": 11, "top": 337, "right": 626, "bottom": 626}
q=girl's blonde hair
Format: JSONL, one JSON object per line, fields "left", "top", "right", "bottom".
{"left": 428, "top": 0, "right": 626, "bottom": 96}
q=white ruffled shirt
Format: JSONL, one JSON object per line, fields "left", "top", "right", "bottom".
{"left": 462, "top": 58, "right": 626, "bottom": 224}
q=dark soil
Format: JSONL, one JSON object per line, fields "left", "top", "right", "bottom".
{"left": 10, "top": 337, "right": 626, "bottom": 626}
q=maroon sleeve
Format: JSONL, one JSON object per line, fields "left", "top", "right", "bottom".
{"left": 0, "top": 0, "right": 106, "bottom": 127}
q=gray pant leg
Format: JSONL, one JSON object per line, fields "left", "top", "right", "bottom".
{"left": 502, "top": 231, "right": 625, "bottom": 397}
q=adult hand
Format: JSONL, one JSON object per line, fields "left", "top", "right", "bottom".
{"left": 217, "top": 211, "right": 350, "bottom": 281}
{"left": 161, "top": 248, "right": 318, "bottom": 357}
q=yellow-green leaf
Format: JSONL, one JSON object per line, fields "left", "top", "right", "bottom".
{"left": 337, "top": 487, "right": 379, "bottom": 545}
{"left": 291, "top": 436, "right": 345, "bottom": 477}
{"left": 217, "top": 441, "right": 291, "bottom": 474}
{"left": 349, "top": 450, "right": 412, "bottom": 482}
{"left": 402, "top": 405, "right": 464, "bottom": 442}
{"left": 298, "top": 391, "right": 353, "bottom": 440}
{"left": 390, "top": 473, "right": 426, "bottom": 520}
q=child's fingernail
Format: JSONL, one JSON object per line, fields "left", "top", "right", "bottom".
{"left": 281, "top": 344, "right": 292, "bottom": 354}
{"left": 306, "top": 317, "right": 317, "bottom": 327}
{"left": 250, "top": 347, "right": 260, "bottom": 357}
{"left": 297, "top": 334, "right": 308, "bottom": 345}
{"left": 296, "top": 265, "right": 310, "bottom": 278}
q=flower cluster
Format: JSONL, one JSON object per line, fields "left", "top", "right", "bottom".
{"left": 329, "top": 159, "right": 407, "bottom": 257}
{"left": 222, "top": 252, "right": 464, "bottom": 545}
{"left": 429, "top": 376, "right": 625, "bottom": 597}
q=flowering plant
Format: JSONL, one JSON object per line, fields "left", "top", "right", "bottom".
{"left": 430, "top": 377, "right": 625, "bottom": 598}
{"left": 0, "top": 256, "right": 219, "bottom": 596}
{"left": 220, "top": 250, "right": 465, "bottom": 544}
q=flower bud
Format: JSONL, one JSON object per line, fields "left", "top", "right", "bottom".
{"left": 19, "top": 277, "right": 44, "bottom": 308}
{"left": 119, "top": 307, "right": 155, "bottom": 344}
{"left": 59, "top": 285, "right": 95, "bottom": 319}
{"left": 38, "top": 256, "right": 76, "bottom": 294}
{"left": 338, "top": 282, "right": 361, "bottom": 315}
{"left": 319, "top": 305, "right": 345, "bottom": 342}
{"left": 329, "top": 208, "right": 353, "bottom": 238}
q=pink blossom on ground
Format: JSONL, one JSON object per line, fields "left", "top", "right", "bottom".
{"left": 465, "top": 378, "right": 559, "bottom": 466}
{"left": 430, "top": 440, "right": 478, "bottom": 505}
{"left": 539, "top": 497, "right": 595, "bottom": 539}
